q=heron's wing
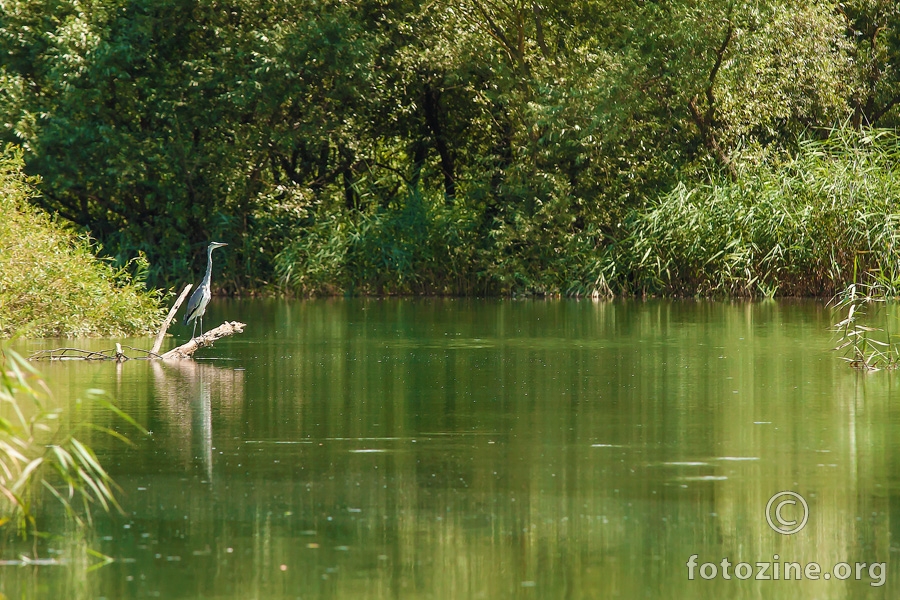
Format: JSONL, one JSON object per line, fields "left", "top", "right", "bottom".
{"left": 183, "top": 286, "right": 205, "bottom": 325}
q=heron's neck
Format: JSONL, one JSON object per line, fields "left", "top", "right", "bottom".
{"left": 203, "top": 247, "right": 215, "bottom": 283}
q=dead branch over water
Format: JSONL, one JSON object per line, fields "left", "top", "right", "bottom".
{"left": 29, "top": 322, "right": 246, "bottom": 361}
{"left": 29, "top": 287, "right": 245, "bottom": 361}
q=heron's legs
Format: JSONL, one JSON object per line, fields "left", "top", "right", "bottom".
{"left": 192, "top": 320, "right": 198, "bottom": 340}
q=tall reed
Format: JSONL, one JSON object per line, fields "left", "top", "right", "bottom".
{"left": 599, "top": 128, "right": 900, "bottom": 297}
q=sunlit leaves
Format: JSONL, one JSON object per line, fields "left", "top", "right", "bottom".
{"left": 718, "top": 2, "right": 852, "bottom": 143}
{"left": 0, "top": 146, "right": 163, "bottom": 337}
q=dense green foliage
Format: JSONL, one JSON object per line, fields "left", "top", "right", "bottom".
{"left": 2, "top": 0, "right": 900, "bottom": 295}
{"left": 0, "top": 147, "right": 162, "bottom": 337}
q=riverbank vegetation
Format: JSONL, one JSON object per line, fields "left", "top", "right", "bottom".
{"left": 611, "top": 130, "right": 900, "bottom": 298}
{"left": 0, "top": 148, "right": 162, "bottom": 337}
{"left": 2, "top": 0, "right": 900, "bottom": 298}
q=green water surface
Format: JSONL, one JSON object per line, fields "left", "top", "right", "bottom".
{"left": 4, "top": 299, "right": 898, "bottom": 599}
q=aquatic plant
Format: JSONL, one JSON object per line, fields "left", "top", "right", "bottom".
{"left": 600, "top": 128, "right": 900, "bottom": 298}
{"left": 275, "top": 191, "right": 484, "bottom": 296}
{"left": 275, "top": 127, "right": 900, "bottom": 298}
{"left": 830, "top": 281, "right": 900, "bottom": 370}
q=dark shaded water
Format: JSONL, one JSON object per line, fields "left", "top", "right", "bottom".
{"left": 4, "top": 299, "right": 899, "bottom": 598}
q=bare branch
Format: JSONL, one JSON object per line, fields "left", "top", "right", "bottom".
{"left": 161, "top": 322, "right": 247, "bottom": 360}
{"left": 151, "top": 283, "right": 192, "bottom": 356}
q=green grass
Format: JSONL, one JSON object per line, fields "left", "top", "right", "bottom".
{"left": 0, "top": 146, "right": 163, "bottom": 337}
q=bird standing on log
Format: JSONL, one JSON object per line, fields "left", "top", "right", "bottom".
{"left": 183, "top": 241, "right": 228, "bottom": 339}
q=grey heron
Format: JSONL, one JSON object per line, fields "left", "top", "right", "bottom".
{"left": 183, "top": 241, "right": 228, "bottom": 339}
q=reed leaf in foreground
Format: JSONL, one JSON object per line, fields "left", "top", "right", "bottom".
{"left": 0, "top": 347, "right": 143, "bottom": 538}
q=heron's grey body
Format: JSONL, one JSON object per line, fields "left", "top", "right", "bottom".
{"left": 183, "top": 242, "right": 227, "bottom": 338}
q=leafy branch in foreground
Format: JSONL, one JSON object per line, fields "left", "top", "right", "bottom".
{"left": 831, "top": 282, "right": 900, "bottom": 370}
{"left": 0, "top": 347, "right": 145, "bottom": 538}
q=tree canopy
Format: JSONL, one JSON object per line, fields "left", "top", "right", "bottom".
{"left": 2, "top": 0, "right": 899, "bottom": 295}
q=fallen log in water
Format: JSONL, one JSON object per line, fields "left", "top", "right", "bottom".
{"left": 29, "top": 345, "right": 159, "bottom": 361}
{"left": 28, "top": 276, "right": 245, "bottom": 362}
{"left": 29, "top": 322, "right": 246, "bottom": 361}
{"left": 29, "top": 281, "right": 244, "bottom": 361}
{"left": 159, "top": 321, "right": 246, "bottom": 360}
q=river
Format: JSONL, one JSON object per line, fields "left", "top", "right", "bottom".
{"left": 3, "top": 299, "right": 896, "bottom": 599}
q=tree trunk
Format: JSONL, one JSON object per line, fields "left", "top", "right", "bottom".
{"left": 423, "top": 84, "right": 456, "bottom": 200}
